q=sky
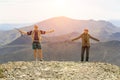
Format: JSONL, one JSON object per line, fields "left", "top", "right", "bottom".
{"left": 0, "top": 0, "right": 120, "bottom": 23}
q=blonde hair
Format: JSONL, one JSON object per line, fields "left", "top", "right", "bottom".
{"left": 34, "top": 25, "right": 39, "bottom": 30}
{"left": 84, "top": 29, "right": 89, "bottom": 32}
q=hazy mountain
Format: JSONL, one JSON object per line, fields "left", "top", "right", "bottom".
{"left": 0, "top": 30, "right": 20, "bottom": 46}
{"left": 110, "top": 32, "right": 120, "bottom": 40}
{"left": 35, "top": 16, "right": 118, "bottom": 37}
{"left": 0, "top": 16, "right": 120, "bottom": 46}
{"left": 110, "top": 20, "right": 120, "bottom": 27}
{"left": 0, "top": 23, "right": 32, "bottom": 31}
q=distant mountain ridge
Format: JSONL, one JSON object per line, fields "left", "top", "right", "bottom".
{"left": 0, "top": 16, "right": 120, "bottom": 46}
{"left": 110, "top": 20, "right": 120, "bottom": 27}
{"left": 0, "top": 23, "right": 32, "bottom": 31}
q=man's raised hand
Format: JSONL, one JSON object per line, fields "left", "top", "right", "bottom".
{"left": 50, "top": 30, "right": 54, "bottom": 33}
{"left": 46, "top": 29, "right": 55, "bottom": 33}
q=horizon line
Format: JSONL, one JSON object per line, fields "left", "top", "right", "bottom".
{"left": 0, "top": 16, "right": 117, "bottom": 24}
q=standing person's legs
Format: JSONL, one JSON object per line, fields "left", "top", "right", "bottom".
{"left": 81, "top": 46, "right": 85, "bottom": 61}
{"left": 32, "top": 42, "right": 38, "bottom": 60}
{"left": 35, "top": 42, "right": 43, "bottom": 61}
{"left": 33, "top": 49, "right": 37, "bottom": 59}
{"left": 86, "top": 46, "right": 90, "bottom": 61}
{"left": 38, "top": 49, "right": 43, "bottom": 60}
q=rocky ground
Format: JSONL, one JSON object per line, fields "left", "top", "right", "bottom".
{"left": 0, "top": 61, "right": 120, "bottom": 80}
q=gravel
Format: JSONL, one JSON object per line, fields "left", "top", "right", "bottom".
{"left": 0, "top": 61, "right": 120, "bottom": 80}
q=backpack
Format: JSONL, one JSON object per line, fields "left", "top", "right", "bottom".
{"left": 31, "top": 30, "right": 42, "bottom": 42}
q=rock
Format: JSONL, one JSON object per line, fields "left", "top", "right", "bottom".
{"left": 0, "top": 61, "right": 120, "bottom": 80}
{"left": 21, "top": 66, "right": 27, "bottom": 70}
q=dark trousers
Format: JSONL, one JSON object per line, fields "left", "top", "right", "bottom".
{"left": 81, "top": 46, "right": 90, "bottom": 61}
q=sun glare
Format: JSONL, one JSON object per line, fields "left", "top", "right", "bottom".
{"left": 55, "top": 0, "right": 65, "bottom": 6}
{"left": 53, "top": 0, "right": 68, "bottom": 15}
{"left": 54, "top": 0, "right": 67, "bottom": 9}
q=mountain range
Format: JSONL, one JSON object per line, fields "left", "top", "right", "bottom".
{"left": 0, "top": 16, "right": 120, "bottom": 46}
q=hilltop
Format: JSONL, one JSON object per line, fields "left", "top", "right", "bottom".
{"left": 0, "top": 61, "right": 120, "bottom": 80}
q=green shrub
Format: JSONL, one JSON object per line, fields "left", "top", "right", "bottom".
{"left": 0, "top": 68, "right": 5, "bottom": 78}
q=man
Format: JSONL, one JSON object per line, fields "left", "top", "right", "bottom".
{"left": 72, "top": 29, "right": 99, "bottom": 62}
{"left": 19, "top": 25, "right": 54, "bottom": 61}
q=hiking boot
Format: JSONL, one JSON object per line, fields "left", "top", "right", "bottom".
{"left": 39, "top": 59, "right": 44, "bottom": 61}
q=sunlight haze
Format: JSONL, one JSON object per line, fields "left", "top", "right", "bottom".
{"left": 0, "top": 0, "right": 120, "bottom": 23}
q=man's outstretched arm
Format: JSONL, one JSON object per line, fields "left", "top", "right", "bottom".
{"left": 72, "top": 35, "right": 82, "bottom": 41}
{"left": 19, "top": 30, "right": 27, "bottom": 35}
{"left": 89, "top": 35, "right": 100, "bottom": 42}
{"left": 15, "top": 28, "right": 27, "bottom": 35}
{"left": 45, "top": 30, "right": 54, "bottom": 34}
